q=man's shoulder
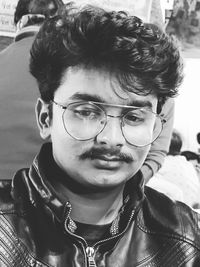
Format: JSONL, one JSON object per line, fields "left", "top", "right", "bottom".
{"left": 139, "top": 186, "right": 200, "bottom": 249}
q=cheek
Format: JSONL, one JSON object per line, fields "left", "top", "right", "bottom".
{"left": 123, "top": 146, "right": 150, "bottom": 178}
{"left": 133, "top": 145, "right": 150, "bottom": 167}
{"left": 51, "top": 112, "right": 64, "bottom": 133}
{"left": 51, "top": 125, "right": 91, "bottom": 166}
{"left": 51, "top": 137, "right": 79, "bottom": 173}
{"left": 50, "top": 113, "right": 77, "bottom": 151}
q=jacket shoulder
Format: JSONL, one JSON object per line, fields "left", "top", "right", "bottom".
{"left": 138, "top": 186, "right": 200, "bottom": 250}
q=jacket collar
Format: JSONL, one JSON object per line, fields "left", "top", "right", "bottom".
{"left": 12, "top": 143, "right": 145, "bottom": 228}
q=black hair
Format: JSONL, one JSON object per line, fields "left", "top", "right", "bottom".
{"left": 30, "top": 3, "right": 183, "bottom": 111}
{"left": 168, "top": 130, "right": 183, "bottom": 156}
{"left": 181, "top": 151, "right": 200, "bottom": 163}
{"left": 14, "top": 0, "right": 63, "bottom": 25}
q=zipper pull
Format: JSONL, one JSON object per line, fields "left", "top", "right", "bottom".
{"left": 86, "top": 247, "right": 97, "bottom": 267}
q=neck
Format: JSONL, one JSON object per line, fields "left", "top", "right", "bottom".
{"left": 55, "top": 182, "right": 125, "bottom": 225}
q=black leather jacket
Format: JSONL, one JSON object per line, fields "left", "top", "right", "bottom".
{"left": 0, "top": 143, "right": 200, "bottom": 267}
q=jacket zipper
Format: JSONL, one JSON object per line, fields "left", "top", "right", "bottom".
{"left": 85, "top": 247, "right": 96, "bottom": 267}
{"left": 64, "top": 203, "right": 136, "bottom": 267}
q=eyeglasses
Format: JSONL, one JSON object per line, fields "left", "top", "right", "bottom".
{"left": 51, "top": 100, "right": 165, "bottom": 147}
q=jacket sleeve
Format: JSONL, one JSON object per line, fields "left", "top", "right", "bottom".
{"left": 141, "top": 98, "right": 175, "bottom": 183}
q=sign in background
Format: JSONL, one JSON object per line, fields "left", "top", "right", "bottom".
{"left": 0, "top": 0, "right": 18, "bottom": 36}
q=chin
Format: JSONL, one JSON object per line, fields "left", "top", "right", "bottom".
{"left": 87, "top": 181, "right": 123, "bottom": 193}
{"left": 91, "top": 172, "right": 130, "bottom": 187}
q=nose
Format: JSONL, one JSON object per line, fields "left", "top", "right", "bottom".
{"left": 95, "top": 115, "right": 126, "bottom": 147}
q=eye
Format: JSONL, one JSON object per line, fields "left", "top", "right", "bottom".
{"left": 74, "top": 109, "right": 95, "bottom": 117}
{"left": 72, "top": 105, "right": 102, "bottom": 120}
{"left": 123, "top": 110, "right": 145, "bottom": 125}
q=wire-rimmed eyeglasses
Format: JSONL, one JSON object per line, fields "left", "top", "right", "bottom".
{"left": 51, "top": 99, "right": 165, "bottom": 147}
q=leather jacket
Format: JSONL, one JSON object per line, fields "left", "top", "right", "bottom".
{"left": 0, "top": 143, "right": 200, "bottom": 267}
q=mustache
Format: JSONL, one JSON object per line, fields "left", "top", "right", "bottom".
{"left": 79, "top": 147, "right": 133, "bottom": 163}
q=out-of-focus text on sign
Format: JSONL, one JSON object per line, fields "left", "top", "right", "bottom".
{"left": 0, "top": 14, "right": 15, "bottom": 33}
{"left": 0, "top": 0, "right": 17, "bottom": 15}
{"left": 0, "top": 0, "right": 18, "bottom": 36}
{"left": 63, "top": 0, "right": 153, "bottom": 22}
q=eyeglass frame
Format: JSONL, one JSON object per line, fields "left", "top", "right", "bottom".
{"left": 51, "top": 99, "right": 166, "bottom": 147}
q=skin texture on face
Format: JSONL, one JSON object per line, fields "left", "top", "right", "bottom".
{"left": 37, "top": 67, "right": 158, "bottom": 191}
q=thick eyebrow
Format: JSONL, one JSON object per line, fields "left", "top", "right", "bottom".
{"left": 70, "top": 93, "right": 105, "bottom": 103}
{"left": 128, "top": 99, "right": 153, "bottom": 109}
{"left": 70, "top": 93, "right": 153, "bottom": 109}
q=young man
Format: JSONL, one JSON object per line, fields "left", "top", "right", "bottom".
{"left": 0, "top": 4, "right": 199, "bottom": 266}
{"left": 0, "top": 0, "right": 172, "bottom": 183}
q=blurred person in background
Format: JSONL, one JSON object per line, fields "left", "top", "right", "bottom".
{"left": 147, "top": 129, "right": 200, "bottom": 208}
{"left": 141, "top": 97, "right": 175, "bottom": 182}
{"left": 0, "top": 0, "right": 63, "bottom": 178}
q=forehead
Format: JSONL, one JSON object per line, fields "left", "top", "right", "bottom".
{"left": 55, "top": 67, "right": 158, "bottom": 110}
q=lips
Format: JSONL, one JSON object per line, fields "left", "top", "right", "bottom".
{"left": 91, "top": 155, "right": 125, "bottom": 170}
{"left": 93, "top": 154, "right": 123, "bottom": 162}
{"left": 79, "top": 149, "right": 133, "bottom": 163}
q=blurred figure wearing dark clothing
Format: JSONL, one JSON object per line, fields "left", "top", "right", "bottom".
{"left": 0, "top": 0, "right": 63, "bottom": 178}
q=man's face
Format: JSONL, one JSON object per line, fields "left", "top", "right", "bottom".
{"left": 37, "top": 67, "right": 158, "bottom": 189}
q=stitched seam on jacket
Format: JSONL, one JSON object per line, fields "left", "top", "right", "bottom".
{"left": 0, "top": 214, "right": 52, "bottom": 267}
{"left": 0, "top": 209, "right": 27, "bottom": 216}
{"left": 141, "top": 241, "right": 199, "bottom": 267}
{"left": 177, "top": 204, "right": 185, "bottom": 241}
{"left": 136, "top": 215, "right": 200, "bottom": 251}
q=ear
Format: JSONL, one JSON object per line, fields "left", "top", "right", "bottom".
{"left": 35, "top": 98, "right": 51, "bottom": 140}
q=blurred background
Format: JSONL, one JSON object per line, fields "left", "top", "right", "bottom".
{"left": 0, "top": 0, "right": 200, "bottom": 153}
